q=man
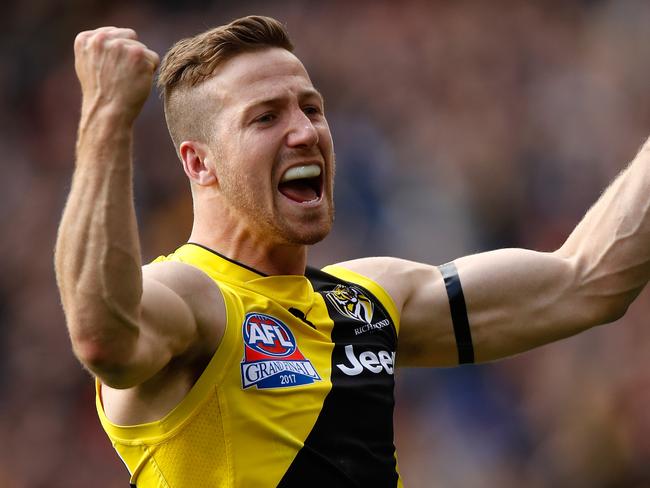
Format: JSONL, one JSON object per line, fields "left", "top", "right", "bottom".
{"left": 55, "top": 15, "right": 649, "bottom": 488}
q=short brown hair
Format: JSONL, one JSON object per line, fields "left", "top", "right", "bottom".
{"left": 158, "top": 16, "right": 294, "bottom": 150}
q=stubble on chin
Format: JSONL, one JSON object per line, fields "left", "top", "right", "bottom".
{"left": 275, "top": 204, "right": 334, "bottom": 246}
{"left": 218, "top": 165, "right": 335, "bottom": 246}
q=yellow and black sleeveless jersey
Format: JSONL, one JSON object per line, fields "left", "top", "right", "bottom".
{"left": 96, "top": 243, "right": 403, "bottom": 487}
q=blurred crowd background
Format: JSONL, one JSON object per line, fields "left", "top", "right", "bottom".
{"left": 1, "top": 0, "right": 649, "bottom": 486}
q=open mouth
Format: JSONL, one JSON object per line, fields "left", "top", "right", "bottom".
{"left": 278, "top": 164, "right": 323, "bottom": 203}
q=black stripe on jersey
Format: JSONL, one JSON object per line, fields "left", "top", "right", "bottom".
{"left": 438, "top": 261, "right": 474, "bottom": 364}
{"left": 278, "top": 267, "right": 399, "bottom": 488}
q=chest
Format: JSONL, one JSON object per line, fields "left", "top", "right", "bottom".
{"left": 234, "top": 277, "right": 398, "bottom": 395}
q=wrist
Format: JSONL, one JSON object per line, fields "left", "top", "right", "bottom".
{"left": 76, "top": 104, "right": 136, "bottom": 168}
{"left": 78, "top": 104, "right": 135, "bottom": 142}
{"left": 80, "top": 95, "right": 141, "bottom": 130}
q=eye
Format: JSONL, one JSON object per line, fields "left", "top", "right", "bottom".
{"left": 254, "top": 112, "right": 276, "bottom": 124}
{"left": 303, "top": 105, "right": 322, "bottom": 117}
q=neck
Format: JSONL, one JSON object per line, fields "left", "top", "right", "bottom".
{"left": 189, "top": 217, "right": 308, "bottom": 277}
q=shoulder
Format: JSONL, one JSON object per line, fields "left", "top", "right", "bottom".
{"left": 144, "top": 260, "right": 222, "bottom": 297}
{"left": 325, "top": 257, "right": 444, "bottom": 325}
{"left": 142, "top": 260, "right": 226, "bottom": 351}
{"left": 328, "top": 257, "right": 441, "bottom": 303}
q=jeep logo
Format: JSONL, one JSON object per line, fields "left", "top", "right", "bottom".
{"left": 336, "top": 344, "right": 395, "bottom": 376}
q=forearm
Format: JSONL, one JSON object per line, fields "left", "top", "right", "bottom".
{"left": 558, "top": 138, "right": 650, "bottom": 320}
{"left": 55, "top": 109, "right": 143, "bottom": 364}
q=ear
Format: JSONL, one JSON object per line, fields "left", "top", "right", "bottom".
{"left": 179, "top": 141, "right": 218, "bottom": 186}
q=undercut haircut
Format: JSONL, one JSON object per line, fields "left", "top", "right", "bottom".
{"left": 157, "top": 15, "right": 294, "bottom": 151}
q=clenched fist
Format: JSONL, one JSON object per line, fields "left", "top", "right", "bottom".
{"left": 74, "top": 27, "right": 160, "bottom": 124}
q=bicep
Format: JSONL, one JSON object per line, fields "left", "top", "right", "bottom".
{"left": 400, "top": 249, "right": 590, "bottom": 366}
{"left": 93, "top": 262, "right": 224, "bottom": 388}
{"left": 453, "top": 249, "right": 585, "bottom": 362}
{"left": 343, "top": 250, "right": 591, "bottom": 367}
{"left": 390, "top": 261, "right": 459, "bottom": 367}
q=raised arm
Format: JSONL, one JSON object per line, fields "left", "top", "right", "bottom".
{"left": 337, "top": 138, "right": 650, "bottom": 366}
{"left": 55, "top": 28, "right": 223, "bottom": 388}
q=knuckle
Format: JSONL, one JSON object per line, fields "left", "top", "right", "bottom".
{"left": 97, "top": 25, "right": 118, "bottom": 33}
{"left": 125, "top": 45, "right": 153, "bottom": 70}
{"left": 74, "top": 30, "right": 96, "bottom": 51}
{"left": 125, "top": 44, "right": 143, "bottom": 57}
{"left": 74, "top": 31, "right": 89, "bottom": 45}
{"left": 88, "top": 31, "right": 108, "bottom": 48}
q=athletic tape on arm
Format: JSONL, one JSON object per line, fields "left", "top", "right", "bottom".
{"left": 438, "top": 262, "right": 475, "bottom": 364}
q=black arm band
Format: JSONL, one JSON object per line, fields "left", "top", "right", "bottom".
{"left": 438, "top": 262, "right": 474, "bottom": 364}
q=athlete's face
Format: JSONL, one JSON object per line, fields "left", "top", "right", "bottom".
{"left": 205, "top": 48, "right": 335, "bottom": 246}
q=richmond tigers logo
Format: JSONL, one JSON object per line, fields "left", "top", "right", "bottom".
{"left": 325, "top": 284, "right": 374, "bottom": 324}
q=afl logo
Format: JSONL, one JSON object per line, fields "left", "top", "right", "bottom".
{"left": 243, "top": 313, "right": 296, "bottom": 357}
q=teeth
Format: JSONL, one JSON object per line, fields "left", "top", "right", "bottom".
{"left": 280, "top": 164, "right": 321, "bottom": 183}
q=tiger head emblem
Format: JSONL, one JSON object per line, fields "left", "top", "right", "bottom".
{"left": 326, "top": 285, "right": 374, "bottom": 324}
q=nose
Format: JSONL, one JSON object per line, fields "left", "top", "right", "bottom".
{"left": 286, "top": 109, "right": 319, "bottom": 148}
